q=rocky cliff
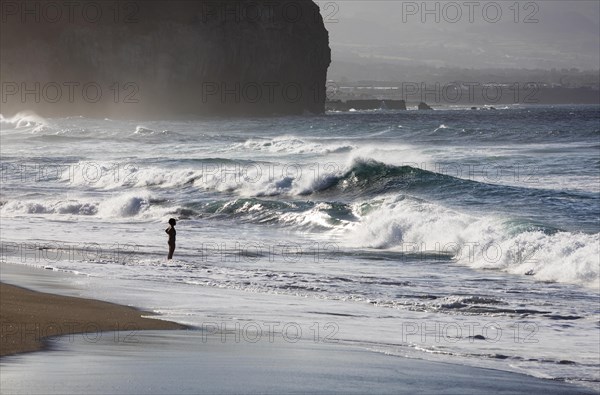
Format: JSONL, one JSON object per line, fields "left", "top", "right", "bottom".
{"left": 0, "top": 1, "right": 331, "bottom": 117}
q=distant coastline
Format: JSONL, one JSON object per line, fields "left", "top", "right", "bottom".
{"left": 326, "top": 85, "right": 600, "bottom": 108}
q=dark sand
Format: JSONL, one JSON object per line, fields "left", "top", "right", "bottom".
{"left": 0, "top": 264, "right": 595, "bottom": 394}
{"left": 0, "top": 282, "right": 185, "bottom": 356}
{"left": 2, "top": 330, "right": 596, "bottom": 395}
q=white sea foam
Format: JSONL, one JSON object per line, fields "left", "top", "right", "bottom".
{"left": 134, "top": 125, "right": 154, "bottom": 134}
{"left": 343, "top": 145, "right": 433, "bottom": 170}
{"left": 97, "top": 192, "right": 152, "bottom": 218}
{"left": 1, "top": 192, "right": 158, "bottom": 220}
{"left": 347, "top": 195, "right": 600, "bottom": 289}
{"left": 277, "top": 202, "right": 353, "bottom": 230}
{"left": 59, "top": 158, "right": 345, "bottom": 197}
{"left": 1, "top": 199, "right": 98, "bottom": 216}
{"left": 434, "top": 124, "right": 449, "bottom": 132}
{"left": 63, "top": 162, "right": 196, "bottom": 190}
{"left": 236, "top": 135, "right": 355, "bottom": 155}
{"left": 0, "top": 111, "right": 48, "bottom": 132}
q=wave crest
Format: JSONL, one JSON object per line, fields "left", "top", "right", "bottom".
{"left": 347, "top": 195, "right": 600, "bottom": 288}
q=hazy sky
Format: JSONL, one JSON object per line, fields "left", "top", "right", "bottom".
{"left": 318, "top": 0, "right": 600, "bottom": 70}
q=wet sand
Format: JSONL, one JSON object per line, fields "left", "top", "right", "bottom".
{"left": 0, "top": 263, "right": 595, "bottom": 394}
{"left": 0, "top": 282, "right": 185, "bottom": 356}
{"left": 2, "top": 330, "right": 596, "bottom": 395}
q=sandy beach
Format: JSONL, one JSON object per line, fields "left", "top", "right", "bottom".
{"left": 0, "top": 262, "right": 596, "bottom": 394}
{"left": 2, "top": 329, "right": 596, "bottom": 395}
{"left": 0, "top": 282, "right": 185, "bottom": 356}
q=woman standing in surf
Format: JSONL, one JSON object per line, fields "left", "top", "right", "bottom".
{"left": 165, "top": 218, "right": 176, "bottom": 260}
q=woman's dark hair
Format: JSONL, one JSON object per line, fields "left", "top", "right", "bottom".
{"left": 168, "top": 218, "right": 177, "bottom": 226}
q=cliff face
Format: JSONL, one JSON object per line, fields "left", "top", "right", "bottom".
{"left": 0, "top": 1, "right": 331, "bottom": 117}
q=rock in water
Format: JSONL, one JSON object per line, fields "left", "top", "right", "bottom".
{"left": 0, "top": 0, "right": 331, "bottom": 118}
{"left": 418, "top": 102, "right": 433, "bottom": 110}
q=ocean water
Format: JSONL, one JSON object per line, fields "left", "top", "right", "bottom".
{"left": 1, "top": 105, "right": 599, "bottom": 390}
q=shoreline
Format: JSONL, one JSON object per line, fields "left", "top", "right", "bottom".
{"left": 0, "top": 282, "right": 186, "bottom": 357}
{"left": 0, "top": 263, "right": 596, "bottom": 394}
{"left": 3, "top": 329, "right": 596, "bottom": 394}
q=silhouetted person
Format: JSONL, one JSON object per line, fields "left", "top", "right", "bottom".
{"left": 166, "top": 218, "right": 176, "bottom": 259}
